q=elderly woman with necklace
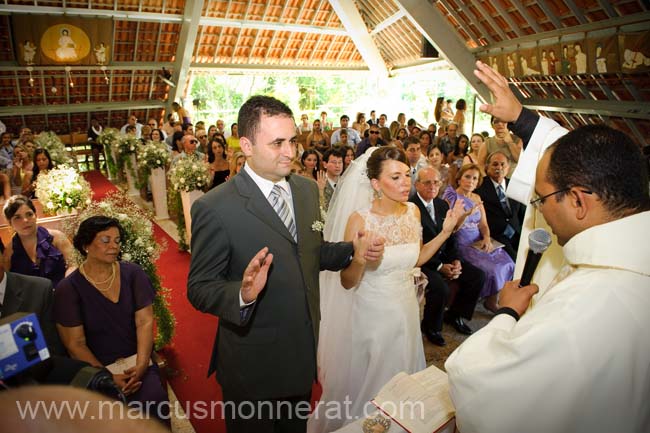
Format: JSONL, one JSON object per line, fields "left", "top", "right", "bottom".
{"left": 54, "top": 216, "right": 169, "bottom": 422}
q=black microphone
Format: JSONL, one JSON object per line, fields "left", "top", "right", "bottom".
{"left": 519, "top": 228, "right": 552, "bottom": 287}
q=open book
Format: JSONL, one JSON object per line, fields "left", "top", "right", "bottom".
{"left": 471, "top": 238, "right": 505, "bottom": 251}
{"left": 371, "top": 366, "right": 455, "bottom": 433}
{"left": 105, "top": 354, "right": 152, "bottom": 375}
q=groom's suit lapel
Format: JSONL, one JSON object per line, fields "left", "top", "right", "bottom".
{"left": 236, "top": 169, "right": 297, "bottom": 244}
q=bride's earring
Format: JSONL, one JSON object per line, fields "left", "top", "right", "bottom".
{"left": 374, "top": 189, "right": 383, "bottom": 199}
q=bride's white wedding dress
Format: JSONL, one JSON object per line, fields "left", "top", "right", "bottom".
{"left": 308, "top": 148, "right": 426, "bottom": 433}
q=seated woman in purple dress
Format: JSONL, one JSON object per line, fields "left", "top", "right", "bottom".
{"left": 54, "top": 216, "right": 169, "bottom": 423}
{"left": 3, "top": 195, "right": 75, "bottom": 288}
{"left": 443, "top": 164, "right": 515, "bottom": 313}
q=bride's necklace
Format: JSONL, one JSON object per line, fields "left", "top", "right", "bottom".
{"left": 80, "top": 261, "right": 116, "bottom": 292}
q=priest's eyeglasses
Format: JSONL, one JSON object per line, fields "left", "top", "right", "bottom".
{"left": 530, "top": 188, "right": 592, "bottom": 209}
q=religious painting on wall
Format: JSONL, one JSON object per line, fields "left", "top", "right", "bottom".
{"left": 537, "top": 43, "right": 561, "bottom": 75}
{"left": 502, "top": 50, "right": 520, "bottom": 78}
{"left": 587, "top": 35, "right": 619, "bottom": 74}
{"left": 517, "top": 45, "right": 540, "bottom": 76}
{"left": 12, "top": 16, "right": 112, "bottom": 66}
{"left": 477, "top": 54, "right": 502, "bottom": 75}
{"left": 618, "top": 31, "right": 650, "bottom": 73}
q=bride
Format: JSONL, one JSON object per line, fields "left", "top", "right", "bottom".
{"left": 308, "top": 146, "right": 463, "bottom": 432}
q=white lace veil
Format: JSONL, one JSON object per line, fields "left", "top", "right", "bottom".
{"left": 312, "top": 147, "right": 378, "bottom": 430}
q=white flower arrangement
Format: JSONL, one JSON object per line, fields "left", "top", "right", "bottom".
{"left": 34, "top": 131, "right": 75, "bottom": 166}
{"left": 112, "top": 133, "right": 140, "bottom": 179}
{"left": 35, "top": 165, "right": 93, "bottom": 214}
{"left": 137, "top": 141, "right": 170, "bottom": 170}
{"left": 96, "top": 128, "right": 120, "bottom": 178}
{"left": 168, "top": 156, "right": 210, "bottom": 193}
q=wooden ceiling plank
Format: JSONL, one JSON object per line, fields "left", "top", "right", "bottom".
{"left": 488, "top": 0, "right": 525, "bottom": 37}
{"left": 452, "top": 0, "right": 500, "bottom": 43}
{"left": 472, "top": 1, "right": 510, "bottom": 42}
{"left": 535, "top": 1, "right": 562, "bottom": 29}
{"left": 436, "top": 0, "right": 481, "bottom": 47}
{"left": 562, "top": 0, "right": 588, "bottom": 24}
{"left": 596, "top": 0, "right": 618, "bottom": 18}
{"left": 510, "top": 1, "right": 542, "bottom": 33}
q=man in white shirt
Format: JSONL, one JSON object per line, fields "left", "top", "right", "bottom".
{"left": 445, "top": 60, "right": 650, "bottom": 433}
{"left": 330, "top": 115, "right": 361, "bottom": 147}
{"left": 120, "top": 115, "right": 143, "bottom": 138}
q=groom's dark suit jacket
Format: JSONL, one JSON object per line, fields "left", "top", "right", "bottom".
{"left": 188, "top": 169, "right": 352, "bottom": 401}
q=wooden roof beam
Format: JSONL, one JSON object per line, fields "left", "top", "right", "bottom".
{"left": 328, "top": 0, "right": 388, "bottom": 76}
{"left": 524, "top": 99, "right": 650, "bottom": 120}
{"left": 394, "top": 0, "right": 490, "bottom": 102}
{"left": 168, "top": 0, "right": 205, "bottom": 107}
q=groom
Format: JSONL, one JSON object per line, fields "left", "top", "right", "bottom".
{"left": 187, "top": 95, "right": 383, "bottom": 433}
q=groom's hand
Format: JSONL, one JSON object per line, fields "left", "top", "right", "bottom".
{"left": 241, "top": 247, "right": 274, "bottom": 303}
{"left": 364, "top": 235, "right": 385, "bottom": 262}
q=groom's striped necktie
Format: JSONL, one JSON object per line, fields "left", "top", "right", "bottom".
{"left": 269, "top": 184, "right": 297, "bottom": 241}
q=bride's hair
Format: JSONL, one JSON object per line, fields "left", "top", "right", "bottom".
{"left": 366, "top": 146, "right": 407, "bottom": 180}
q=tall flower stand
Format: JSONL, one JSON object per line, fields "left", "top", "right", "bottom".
{"left": 124, "top": 154, "right": 139, "bottom": 196}
{"left": 180, "top": 189, "right": 204, "bottom": 247}
{"left": 106, "top": 146, "right": 118, "bottom": 181}
{"left": 150, "top": 167, "right": 169, "bottom": 220}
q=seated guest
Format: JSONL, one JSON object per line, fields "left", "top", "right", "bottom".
{"left": 226, "top": 123, "right": 240, "bottom": 153}
{"left": 410, "top": 167, "right": 484, "bottom": 345}
{"left": 330, "top": 115, "right": 361, "bottom": 147}
{"left": 3, "top": 195, "right": 75, "bottom": 288}
{"left": 229, "top": 151, "right": 245, "bottom": 179}
{"left": 443, "top": 164, "right": 515, "bottom": 313}
{"left": 341, "top": 145, "right": 355, "bottom": 172}
{"left": 207, "top": 135, "right": 229, "bottom": 189}
{"left": 0, "top": 257, "right": 64, "bottom": 355}
{"left": 306, "top": 119, "right": 330, "bottom": 154}
{"left": 427, "top": 144, "right": 450, "bottom": 193}
{"left": 301, "top": 149, "right": 321, "bottom": 180}
{"left": 171, "top": 135, "right": 203, "bottom": 165}
{"left": 475, "top": 150, "right": 524, "bottom": 261}
{"left": 24, "top": 148, "right": 53, "bottom": 198}
{"left": 463, "top": 133, "right": 484, "bottom": 166}
{"left": 11, "top": 143, "right": 33, "bottom": 195}
{"left": 355, "top": 124, "right": 386, "bottom": 157}
{"left": 54, "top": 216, "right": 169, "bottom": 422}
{"left": 169, "top": 131, "right": 184, "bottom": 159}
{"left": 321, "top": 148, "right": 344, "bottom": 211}
{"left": 331, "top": 128, "right": 349, "bottom": 147}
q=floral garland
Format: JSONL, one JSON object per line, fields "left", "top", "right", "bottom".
{"left": 167, "top": 156, "right": 210, "bottom": 251}
{"left": 64, "top": 192, "right": 175, "bottom": 349}
{"left": 96, "top": 128, "right": 120, "bottom": 178}
{"left": 35, "top": 166, "right": 93, "bottom": 214}
{"left": 113, "top": 134, "right": 140, "bottom": 181}
{"left": 136, "top": 141, "right": 171, "bottom": 189}
{"left": 34, "top": 131, "right": 75, "bottom": 166}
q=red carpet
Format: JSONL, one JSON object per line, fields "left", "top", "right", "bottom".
{"left": 83, "top": 171, "right": 224, "bottom": 433}
{"left": 83, "top": 170, "right": 322, "bottom": 433}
